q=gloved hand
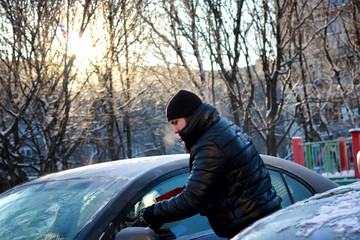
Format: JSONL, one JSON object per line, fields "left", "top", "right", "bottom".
{"left": 137, "top": 208, "right": 149, "bottom": 227}
{"left": 138, "top": 207, "right": 164, "bottom": 230}
{"left": 124, "top": 208, "right": 149, "bottom": 228}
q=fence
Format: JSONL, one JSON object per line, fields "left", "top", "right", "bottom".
{"left": 292, "top": 128, "right": 360, "bottom": 179}
{"left": 301, "top": 138, "right": 351, "bottom": 174}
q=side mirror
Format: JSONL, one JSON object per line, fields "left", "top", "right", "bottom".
{"left": 115, "top": 227, "right": 159, "bottom": 240}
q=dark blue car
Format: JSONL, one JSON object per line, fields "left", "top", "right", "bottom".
{"left": 0, "top": 154, "right": 338, "bottom": 240}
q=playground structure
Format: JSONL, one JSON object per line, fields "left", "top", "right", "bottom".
{"left": 292, "top": 128, "right": 360, "bottom": 185}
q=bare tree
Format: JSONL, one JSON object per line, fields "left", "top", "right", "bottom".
{"left": 292, "top": 0, "right": 360, "bottom": 143}
{"left": 138, "top": 1, "right": 209, "bottom": 98}
{"left": 2, "top": 0, "right": 359, "bottom": 192}
{"left": 78, "top": 0, "right": 163, "bottom": 161}
{"left": 138, "top": 0, "right": 354, "bottom": 156}
{"left": 0, "top": 0, "right": 93, "bottom": 190}
{"left": 139, "top": 1, "right": 301, "bottom": 155}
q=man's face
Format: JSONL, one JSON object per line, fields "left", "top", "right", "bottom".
{"left": 169, "top": 118, "right": 187, "bottom": 134}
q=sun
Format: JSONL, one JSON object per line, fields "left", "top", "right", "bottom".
{"left": 55, "top": 24, "right": 105, "bottom": 71}
{"left": 68, "top": 35, "right": 91, "bottom": 59}
{"left": 67, "top": 33, "right": 103, "bottom": 65}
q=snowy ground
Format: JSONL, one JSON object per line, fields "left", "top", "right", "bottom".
{"left": 321, "top": 169, "right": 355, "bottom": 178}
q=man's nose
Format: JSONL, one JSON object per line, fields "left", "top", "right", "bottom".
{"left": 173, "top": 126, "right": 179, "bottom": 134}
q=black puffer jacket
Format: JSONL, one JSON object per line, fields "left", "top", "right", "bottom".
{"left": 145, "top": 104, "right": 281, "bottom": 238}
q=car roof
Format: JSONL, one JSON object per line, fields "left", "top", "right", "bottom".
{"left": 6, "top": 154, "right": 337, "bottom": 193}
{"left": 26, "top": 154, "right": 190, "bottom": 183}
{"left": 233, "top": 182, "right": 360, "bottom": 240}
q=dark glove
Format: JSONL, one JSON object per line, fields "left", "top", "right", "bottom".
{"left": 123, "top": 208, "right": 149, "bottom": 227}
{"left": 138, "top": 206, "right": 164, "bottom": 230}
{"left": 138, "top": 208, "right": 149, "bottom": 227}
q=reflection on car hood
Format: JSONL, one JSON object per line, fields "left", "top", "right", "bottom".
{"left": 26, "top": 154, "right": 189, "bottom": 183}
{"left": 233, "top": 182, "right": 360, "bottom": 240}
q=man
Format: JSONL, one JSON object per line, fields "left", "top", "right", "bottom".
{"left": 138, "top": 90, "right": 281, "bottom": 238}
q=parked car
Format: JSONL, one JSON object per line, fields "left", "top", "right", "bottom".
{"left": 0, "top": 154, "right": 338, "bottom": 240}
{"left": 233, "top": 182, "right": 360, "bottom": 240}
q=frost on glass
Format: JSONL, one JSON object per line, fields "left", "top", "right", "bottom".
{"left": 0, "top": 178, "right": 122, "bottom": 240}
{"left": 234, "top": 183, "right": 360, "bottom": 240}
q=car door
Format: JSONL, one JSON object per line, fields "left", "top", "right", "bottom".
{"left": 114, "top": 172, "right": 223, "bottom": 239}
{"left": 112, "top": 165, "right": 318, "bottom": 239}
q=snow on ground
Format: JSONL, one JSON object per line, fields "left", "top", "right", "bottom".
{"left": 321, "top": 169, "right": 355, "bottom": 178}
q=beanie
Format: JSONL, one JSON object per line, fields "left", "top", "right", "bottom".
{"left": 166, "top": 90, "right": 203, "bottom": 121}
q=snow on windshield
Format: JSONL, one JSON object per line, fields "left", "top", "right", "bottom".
{"left": 235, "top": 183, "right": 360, "bottom": 240}
{"left": 295, "top": 185, "right": 360, "bottom": 238}
{"left": 0, "top": 178, "right": 124, "bottom": 240}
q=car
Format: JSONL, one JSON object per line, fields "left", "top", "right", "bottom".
{"left": 0, "top": 154, "right": 338, "bottom": 240}
{"left": 232, "top": 182, "right": 360, "bottom": 240}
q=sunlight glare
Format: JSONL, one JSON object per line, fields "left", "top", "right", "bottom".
{"left": 68, "top": 34, "right": 99, "bottom": 63}
{"left": 55, "top": 24, "right": 106, "bottom": 72}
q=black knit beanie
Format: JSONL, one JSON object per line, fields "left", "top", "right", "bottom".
{"left": 166, "top": 90, "right": 203, "bottom": 121}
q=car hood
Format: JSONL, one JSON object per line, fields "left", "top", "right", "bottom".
{"left": 233, "top": 182, "right": 360, "bottom": 240}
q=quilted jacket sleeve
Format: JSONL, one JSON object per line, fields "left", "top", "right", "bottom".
{"left": 145, "top": 142, "right": 226, "bottom": 224}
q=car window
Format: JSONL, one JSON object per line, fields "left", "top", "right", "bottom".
{"left": 283, "top": 173, "right": 312, "bottom": 202}
{"left": 268, "top": 170, "right": 292, "bottom": 207}
{"left": 268, "top": 169, "right": 314, "bottom": 208}
{"left": 120, "top": 173, "right": 211, "bottom": 239}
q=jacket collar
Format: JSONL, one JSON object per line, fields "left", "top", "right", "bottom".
{"left": 179, "top": 103, "right": 220, "bottom": 152}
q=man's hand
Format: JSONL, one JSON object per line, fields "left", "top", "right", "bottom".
{"left": 123, "top": 208, "right": 148, "bottom": 227}
{"left": 138, "top": 208, "right": 149, "bottom": 227}
{"left": 138, "top": 207, "right": 164, "bottom": 230}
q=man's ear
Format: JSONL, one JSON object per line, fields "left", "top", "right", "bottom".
{"left": 185, "top": 116, "right": 192, "bottom": 123}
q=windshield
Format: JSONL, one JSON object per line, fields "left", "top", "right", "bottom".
{"left": 0, "top": 177, "right": 125, "bottom": 240}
